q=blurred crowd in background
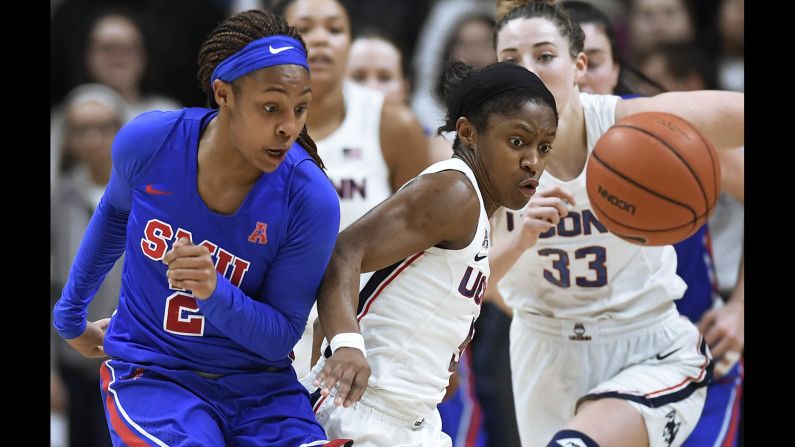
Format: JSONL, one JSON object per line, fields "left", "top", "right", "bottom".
{"left": 50, "top": 0, "right": 743, "bottom": 446}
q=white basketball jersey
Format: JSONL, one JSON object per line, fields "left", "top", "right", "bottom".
{"left": 317, "top": 81, "right": 392, "bottom": 231}
{"left": 493, "top": 92, "right": 687, "bottom": 320}
{"left": 355, "top": 158, "right": 489, "bottom": 416}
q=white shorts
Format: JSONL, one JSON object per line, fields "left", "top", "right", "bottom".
{"left": 311, "top": 386, "right": 450, "bottom": 447}
{"left": 301, "top": 359, "right": 450, "bottom": 447}
{"left": 510, "top": 305, "right": 711, "bottom": 447}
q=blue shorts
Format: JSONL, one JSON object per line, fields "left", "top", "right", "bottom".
{"left": 681, "top": 360, "right": 743, "bottom": 447}
{"left": 438, "top": 351, "right": 487, "bottom": 447}
{"left": 99, "top": 358, "right": 329, "bottom": 447}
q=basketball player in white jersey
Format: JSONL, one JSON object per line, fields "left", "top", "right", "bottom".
{"left": 277, "top": 0, "right": 432, "bottom": 377}
{"left": 487, "top": 2, "right": 745, "bottom": 447}
{"left": 303, "top": 61, "right": 558, "bottom": 446}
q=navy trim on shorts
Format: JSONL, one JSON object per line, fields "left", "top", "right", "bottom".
{"left": 583, "top": 337, "right": 713, "bottom": 408}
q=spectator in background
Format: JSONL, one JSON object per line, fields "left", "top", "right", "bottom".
{"left": 51, "top": 83, "right": 127, "bottom": 447}
{"left": 83, "top": 9, "right": 180, "bottom": 120}
{"left": 411, "top": 0, "right": 496, "bottom": 133}
{"left": 337, "top": 0, "right": 432, "bottom": 79}
{"left": 51, "top": 0, "right": 227, "bottom": 108}
{"left": 716, "top": 0, "right": 743, "bottom": 92}
{"left": 635, "top": 41, "right": 716, "bottom": 95}
{"left": 426, "top": 11, "right": 499, "bottom": 162}
{"left": 564, "top": 0, "right": 639, "bottom": 96}
{"left": 51, "top": 7, "right": 180, "bottom": 190}
{"left": 347, "top": 30, "right": 410, "bottom": 104}
{"left": 626, "top": 0, "right": 695, "bottom": 63}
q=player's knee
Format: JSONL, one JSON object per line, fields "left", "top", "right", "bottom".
{"left": 546, "top": 429, "right": 600, "bottom": 447}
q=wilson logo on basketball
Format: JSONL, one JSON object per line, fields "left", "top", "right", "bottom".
{"left": 597, "top": 185, "right": 636, "bottom": 215}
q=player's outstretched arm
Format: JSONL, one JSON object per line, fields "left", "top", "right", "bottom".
{"left": 315, "top": 170, "right": 481, "bottom": 408}
{"left": 617, "top": 91, "right": 744, "bottom": 151}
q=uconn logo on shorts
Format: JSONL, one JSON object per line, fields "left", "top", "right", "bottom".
{"left": 663, "top": 410, "right": 681, "bottom": 446}
{"left": 568, "top": 323, "right": 592, "bottom": 341}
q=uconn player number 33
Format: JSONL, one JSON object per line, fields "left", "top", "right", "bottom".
{"left": 505, "top": 210, "right": 608, "bottom": 288}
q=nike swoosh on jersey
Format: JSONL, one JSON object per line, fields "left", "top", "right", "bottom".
{"left": 656, "top": 348, "right": 680, "bottom": 360}
{"left": 474, "top": 254, "right": 487, "bottom": 262}
{"left": 145, "top": 184, "right": 173, "bottom": 195}
{"left": 269, "top": 45, "right": 293, "bottom": 54}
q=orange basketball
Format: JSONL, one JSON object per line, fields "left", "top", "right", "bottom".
{"left": 585, "top": 112, "right": 721, "bottom": 246}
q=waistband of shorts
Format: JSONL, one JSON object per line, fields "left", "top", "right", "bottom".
{"left": 308, "top": 379, "right": 427, "bottom": 429}
{"left": 193, "top": 364, "right": 286, "bottom": 379}
{"left": 352, "top": 387, "right": 428, "bottom": 429}
{"left": 302, "top": 358, "right": 427, "bottom": 429}
{"left": 514, "top": 304, "right": 681, "bottom": 342}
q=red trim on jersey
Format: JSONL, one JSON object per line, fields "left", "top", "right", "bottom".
{"left": 100, "top": 362, "right": 151, "bottom": 447}
{"left": 324, "top": 439, "right": 354, "bottom": 447}
{"left": 721, "top": 377, "right": 743, "bottom": 447}
{"left": 645, "top": 335, "right": 710, "bottom": 397}
{"left": 357, "top": 252, "right": 424, "bottom": 322}
{"left": 313, "top": 393, "right": 330, "bottom": 414}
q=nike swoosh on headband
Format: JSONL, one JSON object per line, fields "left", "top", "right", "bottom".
{"left": 269, "top": 45, "right": 294, "bottom": 54}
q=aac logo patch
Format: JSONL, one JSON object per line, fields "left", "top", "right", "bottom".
{"left": 248, "top": 222, "right": 269, "bottom": 245}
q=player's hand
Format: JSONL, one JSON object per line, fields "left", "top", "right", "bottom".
{"left": 512, "top": 186, "right": 576, "bottom": 250}
{"left": 164, "top": 238, "right": 217, "bottom": 299}
{"left": 65, "top": 318, "right": 111, "bottom": 358}
{"left": 698, "top": 296, "right": 744, "bottom": 360}
{"left": 313, "top": 347, "right": 371, "bottom": 408}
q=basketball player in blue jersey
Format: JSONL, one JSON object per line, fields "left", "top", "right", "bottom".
{"left": 304, "top": 61, "right": 558, "bottom": 446}
{"left": 52, "top": 10, "right": 353, "bottom": 447}
{"left": 566, "top": 3, "right": 745, "bottom": 444}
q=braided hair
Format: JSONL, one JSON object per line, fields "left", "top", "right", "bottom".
{"left": 197, "top": 10, "right": 324, "bottom": 168}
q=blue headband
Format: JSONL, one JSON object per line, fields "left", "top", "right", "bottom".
{"left": 211, "top": 35, "right": 309, "bottom": 91}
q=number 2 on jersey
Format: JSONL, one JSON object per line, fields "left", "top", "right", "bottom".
{"left": 163, "top": 292, "right": 205, "bottom": 336}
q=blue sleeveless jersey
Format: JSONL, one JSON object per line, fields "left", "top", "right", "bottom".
{"left": 54, "top": 108, "right": 340, "bottom": 374}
